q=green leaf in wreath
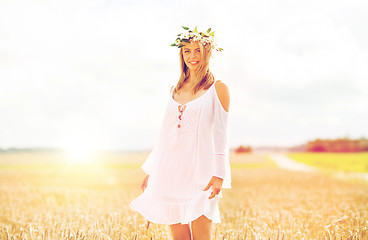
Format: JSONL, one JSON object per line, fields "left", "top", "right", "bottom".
{"left": 182, "top": 39, "right": 190, "bottom": 43}
{"left": 194, "top": 26, "right": 198, "bottom": 33}
{"left": 171, "top": 43, "right": 176, "bottom": 46}
{"left": 182, "top": 26, "right": 189, "bottom": 30}
{"left": 207, "top": 28, "right": 211, "bottom": 33}
{"left": 209, "top": 31, "right": 215, "bottom": 36}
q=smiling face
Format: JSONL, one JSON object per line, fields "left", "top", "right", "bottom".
{"left": 182, "top": 41, "right": 202, "bottom": 72}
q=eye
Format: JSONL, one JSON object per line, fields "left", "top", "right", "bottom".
{"left": 184, "top": 50, "right": 190, "bottom": 53}
{"left": 196, "top": 49, "right": 201, "bottom": 53}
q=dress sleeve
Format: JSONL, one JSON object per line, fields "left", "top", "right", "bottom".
{"left": 141, "top": 147, "right": 157, "bottom": 175}
{"left": 141, "top": 85, "right": 173, "bottom": 175}
{"left": 212, "top": 83, "right": 232, "bottom": 188}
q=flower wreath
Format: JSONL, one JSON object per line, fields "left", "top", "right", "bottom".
{"left": 171, "top": 26, "right": 223, "bottom": 52}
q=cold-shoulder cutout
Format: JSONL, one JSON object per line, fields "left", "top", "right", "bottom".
{"left": 214, "top": 80, "right": 230, "bottom": 112}
{"left": 170, "top": 85, "right": 175, "bottom": 97}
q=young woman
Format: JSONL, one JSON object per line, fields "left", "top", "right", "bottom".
{"left": 129, "top": 27, "right": 231, "bottom": 240}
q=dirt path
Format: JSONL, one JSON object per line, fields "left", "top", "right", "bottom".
{"left": 268, "top": 153, "right": 315, "bottom": 172}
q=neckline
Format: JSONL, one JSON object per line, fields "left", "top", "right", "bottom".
{"left": 171, "top": 81, "right": 216, "bottom": 106}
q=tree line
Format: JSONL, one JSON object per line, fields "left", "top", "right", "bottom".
{"left": 306, "top": 137, "right": 368, "bottom": 152}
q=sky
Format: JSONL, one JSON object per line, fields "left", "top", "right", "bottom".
{"left": 0, "top": 0, "right": 367, "bottom": 151}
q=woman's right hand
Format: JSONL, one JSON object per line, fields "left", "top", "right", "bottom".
{"left": 140, "top": 174, "right": 149, "bottom": 191}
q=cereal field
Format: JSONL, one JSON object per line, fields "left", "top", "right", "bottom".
{"left": 287, "top": 152, "right": 368, "bottom": 173}
{"left": 0, "top": 152, "right": 367, "bottom": 239}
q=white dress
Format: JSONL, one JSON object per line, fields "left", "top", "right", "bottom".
{"left": 129, "top": 80, "right": 231, "bottom": 225}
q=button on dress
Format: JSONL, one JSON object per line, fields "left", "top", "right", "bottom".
{"left": 129, "top": 80, "right": 231, "bottom": 225}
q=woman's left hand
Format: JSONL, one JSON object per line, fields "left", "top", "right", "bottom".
{"left": 203, "top": 176, "right": 223, "bottom": 199}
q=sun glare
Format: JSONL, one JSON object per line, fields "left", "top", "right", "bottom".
{"left": 61, "top": 129, "right": 99, "bottom": 165}
{"left": 61, "top": 137, "right": 97, "bottom": 165}
{"left": 65, "top": 147, "right": 94, "bottom": 164}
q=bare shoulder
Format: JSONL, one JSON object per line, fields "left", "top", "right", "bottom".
{"left": 170, "top": 85, "right": 175, "bottom": 96}
{"left": 214, "top": 80, "right": 230, "bottom": 112}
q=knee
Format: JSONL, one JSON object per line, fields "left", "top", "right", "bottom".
{"left": 172, "top": 233, "right": 192, "bottom": 240}
{"left": 191, "top": 215, "right": 212, "bottom": 240}
{"left": 170, "top": 224, "right": 191, "bottom": 240}
{"left": 172, "top": 237, "right": 191, "bottom": 240}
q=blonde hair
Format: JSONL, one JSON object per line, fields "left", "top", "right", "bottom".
{"left": 172, "top": 42, "right": 215, "bottom": 96}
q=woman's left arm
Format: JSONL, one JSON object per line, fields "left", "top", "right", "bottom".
{"left": 214, "top": 81, "right": 230, "bottom": 112}
{"left": 203, "top": 81, "right": 230, "bottom": 199}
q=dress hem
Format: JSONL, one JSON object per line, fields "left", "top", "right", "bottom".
{"left": 129, "top": 202, "right": 221, "bottom": 225}
{"left": 129, "top": 188, "right": 222, "bottom": 225}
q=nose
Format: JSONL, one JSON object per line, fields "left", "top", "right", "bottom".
{"left": 190, "top": 51, "right": 196, "bottom": 59}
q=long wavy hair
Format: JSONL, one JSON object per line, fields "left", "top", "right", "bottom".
{"left": 171, "top": 41, "right": 215, "bottom": 96}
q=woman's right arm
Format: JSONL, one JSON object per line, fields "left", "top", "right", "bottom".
{"left": 141, "top": 174, "right": 149, "bottom": 191}
{"left": 140, "top": 148, "right": 155, "bottom": 191}
{"left": 141, "top": 147, "right": 157, "bottom": 175}
{"left": 141, "top": 85, "right": 174, "bottom": 191}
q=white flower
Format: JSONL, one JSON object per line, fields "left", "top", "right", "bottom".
{"left": 172, "top": 27, "right": 223, "bottom": 51}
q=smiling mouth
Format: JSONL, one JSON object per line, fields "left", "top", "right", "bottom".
{"left": 189, "top": 61, "right": 199, "bottom": 65}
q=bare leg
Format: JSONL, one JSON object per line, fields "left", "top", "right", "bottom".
{"left": 169, "top": 223, "right": 192, "bottom": 240}
{"left": 191, "top": 215, "right": 212, "bottom": 240}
